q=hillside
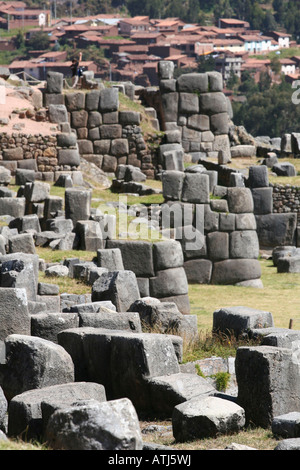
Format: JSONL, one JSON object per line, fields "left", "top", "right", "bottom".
{"left": 20, "top": 0, "right": 300, "bottom": 38}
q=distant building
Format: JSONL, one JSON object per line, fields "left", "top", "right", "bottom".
{"left": 266, "top": 31, "right": 291, "bottom": 49}
{"left": 214, "top": 51, "right": 243, "bottom": 81}
{"left": 218, "top": 18, "right": 250, "bottom": 30}
{"left": 0, "top": 2, "right": 51, "bottom": 30}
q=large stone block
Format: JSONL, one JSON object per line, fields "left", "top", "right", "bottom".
{"left": 7, "top": 382, "right": 106, "bottom": 441}
{"left": 199, "top": 92, "right": 228, "bottom": 115}
{"left": 153, "top": 239, "right": 184, "bottom": 271}
{"left": 99, "top": 87, "right": 119, "bottom": 112}
{"left": 31, "top": 312, "right": 79, "bottom": 344}
{"left": 158, "top": 61, "right": 175, "bottom": 80}
{"left": 248, "top": 165, "right": 269, "bottom": 188}
{"left": 46, "top": 72, "right": 63, "bottom": 94}
{"left": 179, "top": 92, "right": 199, "bottom": 114}
{"left": 211, "top": 259, "right": 262, "bottom": 285}
{"left": 65, "top": 188, "right": 91, "bottom": 225}
{"left": 227, "top": 187, "right": 254, "bottom": 213}
{"left": 213, "top": 306, "right": 274, "bottom": 338}
{"left": 177, "top": 73, "right": 208, "bottom": 93}
{"left": 106, "top": 240, "right": 155, "bottom": 277}
{"left": 172, "top": 396, "right": 245, "bottom": 441}
{"left": 45, "top": 398, "right": 142, "bottom": 450}
{"left": 181, "top": 173, "right": 210, "bottom": 204}
{"left": 161, "top": 92, "right": 178, "bottom": 123}
{"left": 110, "top": 332, "right": 179, "bottom": 410}
{"left": 255, "top": 213, "right": 297, "bottom": 248}
{"left": 65, "top": 91, "right": 85, "bottom": 111}
{"left": 210, "top": 112, "right": 229, "bottom": 135}
{"left": 251, "top": 187, "right": 273, "bottom": 215}
{"left": 48, "top": 104, "right": 68, "bottom": 123}
{"left": 229, "top": 230, "right": 260, "bottom": 259}
{"left": 0, "top": 252, "right": 39, "bottom": 301}
{"left": 91, "top": 270, "right": 140, "bottom": 311}
{"left": 0, "top": 197, "right": 25, "bottom": 217}
{"left": 0, "top": 288, "right": 30, "bottom": 340}
{"left": 235, "top": 346, "right": 300, "bottom": 427}
{"left": 71, "top": 110, "right": 88, "bottom": 128}
{"left": 148, "top": 373, "right": 216, "bottom": 417}
{"left": 162, "top": 170, "right": 185, "bottom": 201}
{"left": 183, "top": 258, "right": 212, "bottom": 284}
{"left": 2, "top": 334, "right": 74, "bottom": 401}
{"left": 207, "top": 231, "right": 229, "bottom": 261}
{"left": 149, "top": 267, "right": 188, "bottom": 298}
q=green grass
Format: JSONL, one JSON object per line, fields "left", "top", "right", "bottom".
{"left": 189, "top": 257, "right": 300, "bottom": 333}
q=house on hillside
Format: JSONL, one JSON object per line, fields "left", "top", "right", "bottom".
{"left": 237, "top": 34, "right": 272, "bottom": 53}
{"left": 0, "top": 2, "right": 51, "bottom": 30}
{"left": 266, "top": 31, "right": 291, "bottom": 49}
{"left": 214, "top": 51, "right": 244, "bottom": 81}
{"left": 150, "top": 18, "right": 186, "bottom": 35}
{"left": 279, "top": 58, "right": 297, "bottom": 75}
{"left": 119, "top": 16, "right": 150, "bottom": 36}
{"left": 218, "top": 18, "right": 250, "bottom": 30}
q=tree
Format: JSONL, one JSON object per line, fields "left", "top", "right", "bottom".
{"left": 14, "top": 30, "right": 25, "bottom": 50}
{"left": 26, "top": 31, "right": 50, "bottom": 51}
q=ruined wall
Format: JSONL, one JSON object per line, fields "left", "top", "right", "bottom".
{"left": 159, "top": 169, "right": 262, "bottom": 287}
{"left": 43, "top": 72, "right": 157, "bottom": 179}
{"left": 0, "top": 133, "right": 58, "bottom": 178}
{"left": 157, "top": 61, "right": 232, "bottom": 166}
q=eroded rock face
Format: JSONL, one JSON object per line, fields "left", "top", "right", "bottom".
{"left": 44, "top": 398, "right": 143, "bottom": 450}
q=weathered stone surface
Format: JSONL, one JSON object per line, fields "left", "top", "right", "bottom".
{"left": 153, "top": 240, "right": 184, "bottom": 271}
{"left": 172, "top": 396, "right": 245, "bottom": 441}
{"left": 46, "top": 72, "right": 63, "bottom": 94}
{"left": 65, "top": 91, "right": 85, "bottom": 111}
{"left": 274, "top": 438, "right": 300, "bottom": 450}
{"left": 2, "top": 334, "right": 74, "bottom": 401}
{"left": 0, "top": 253, "right": 39, "bottom": 301}
{"left": 255, "top": 213, "right": 297, "bottom": 248}
{"left": 177, "top": 73, "right": 208, "bottom": 93}
{"left": 183, "top": 258, "right": 212, "bottom": 284}
{"left": 7, "top": 382, "right": 106, "bottom": 440}
{"left": 251, "top": 187, "right": 273, "bottom": 215}
{"left": 99, "top": 87, "right": 119, "bottom": 113}
{"left": 207, "top": 232, "right": 229, "bottom": 261}
{"left": 213, "top": 306, "right": 274, "bottom": 338}
{"left": 236, "top": 346, "right": 300, "bottom": 428}
{"left": 110, "top": 332, "right": 179, "bottom": 410}
{"left": 31, "top": 312, "right": 79, "bottom": 343}
{"left": 272, "top": 412, "right": 300, "bottom": 439}
{"left": 45, "top": 398, "right": 143, "bottom": 450}
{"left": 106, "top": 240, "right": 154, "bottom": 277}
{"left": 92, "top": 270, "right": 140, "bottom": 312}
{"left": 181, "top": 173, "right": 209, "bottom": 204}
{"left": 229, "top": 230, "right": 260, "bottom": 259}
{"left": 211, "top": 259, "right": 262, "bottom": 285}
{"left": 248, "top": 165, "right": 269, "bottom": 188}
{"left": 227, "top": 187, "right": 254, "bottom": 213}
{"left": 65, "top": 188, "right": 92, "bottom": 225}
{"left": 147, "top": 373, "right": 216, "bottom": 416}
{"left": 149, "top": 267, "right": 188, "bottom": 298}
{"left": 0, "top": 288, "right": 30, "bottom": 341}
{"left": 48, "top": 104, "right": 68, "bottom": 123}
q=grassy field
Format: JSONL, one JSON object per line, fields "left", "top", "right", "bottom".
{"left": 3, "top": 156, "right": 300, "bottom": 450}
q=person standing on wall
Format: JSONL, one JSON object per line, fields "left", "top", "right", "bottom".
{"left": 71, "top": 51, "right": 82, "bottom": 88}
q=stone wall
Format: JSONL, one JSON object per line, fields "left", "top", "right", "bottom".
{"left": 159, "top": 168, "right": 262, "bottom": 287}
{"left": 156, "top": 61, "right": 232, "bottom": 167}
{"left": 44, "top": 72, "right": 157, "bottom": 179}
{"left": 272, "top": 184, "right": 300, "bottom": 221}
{"left": 0, "top": 133, "right": 59, "bottom": 178}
